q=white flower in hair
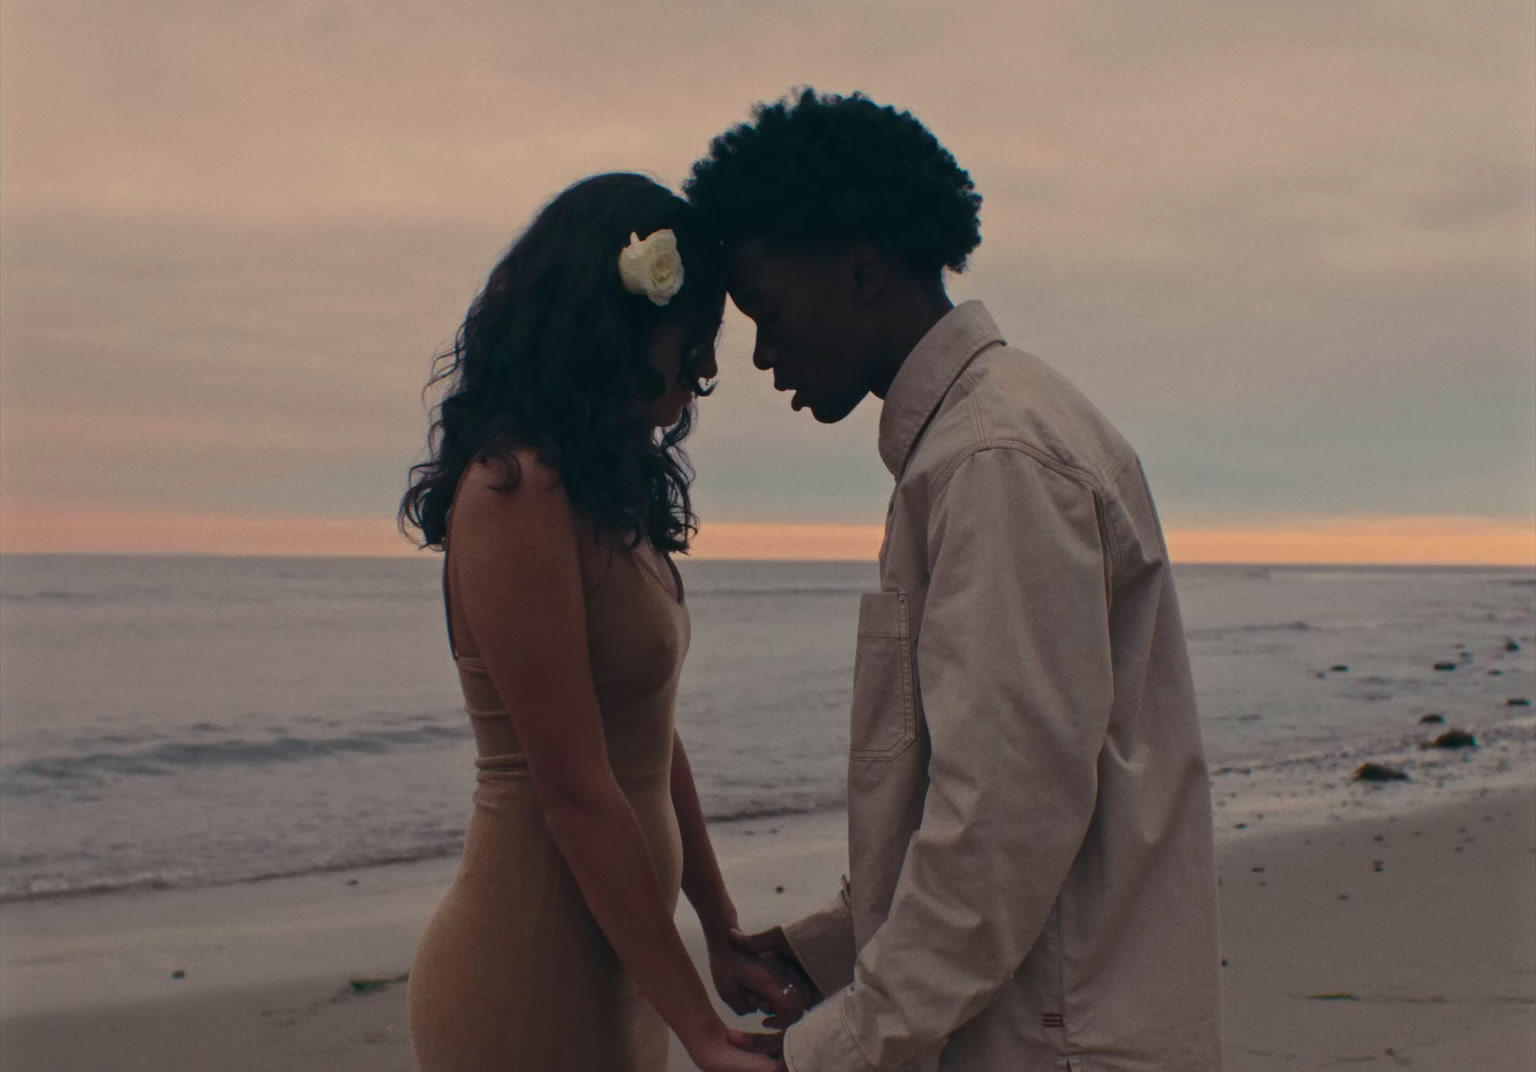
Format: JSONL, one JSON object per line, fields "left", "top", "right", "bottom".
{"left": 618, "top": 229, "right": 684, "bottom": 306}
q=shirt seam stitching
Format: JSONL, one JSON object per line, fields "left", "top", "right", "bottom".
{"left": 962, "top": 370, "right": 987, "bottom": 445}
{"left": 931, "top": 440, "right": 1104, "bottom": 500}
{"left": 837, "top": 999, "right": 880, "bottom": 1071}
{"left": 889, "top": 333, "right": 1004, "bottom": 477}
{"left": 1105, "top": 442, "right": 1136, "bottom": 486}
{"left": 1102, "top": 447, "right": 1136, "bottom": 575}
{"left": 1096, "top": 490, "right": 1118, "bottom": 605}
{"left": 1054, "top": 904, "right": 1077, "bottom": 1062}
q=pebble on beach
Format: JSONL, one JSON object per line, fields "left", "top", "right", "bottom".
{"left": 350, "top": 972, "right": 410, "bottom": 994}
{"left": 1427, "top": 729, "right": 1478, "bottom": 750}
{"left": 1432, "top": 661, "right": 1458, "bottom": 671}
{"left": 1507, "top": 697, "right": 1531, "bottom": 707}
{"left": 1418, "top": 714, "right": 1445, "bottom": 724}
{"left": 1355, "top": 762, "right": 1409, "bottom": 783}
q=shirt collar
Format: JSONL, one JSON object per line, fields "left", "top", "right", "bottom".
{"left": 877, "top": 300, "right": 1006, "bottom": 476}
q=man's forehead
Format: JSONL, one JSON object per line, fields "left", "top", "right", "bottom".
{"left": 725, "top": 241, "right": 778, "bottom": 308}
{"left": 726, "top": 239, "right": 774, "bottom": 279}
{"left": 727, "top": 239, "right": 819, "bottom": 292}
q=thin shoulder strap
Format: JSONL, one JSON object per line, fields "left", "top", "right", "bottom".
{"left": 441, "top": 548, "right": 458, "bottom": 660}
{"left": 441, "top": 466, "right": 475, "bottom": 661}
{"left": 664, "top": 551, "right": 685, "bottom": 604}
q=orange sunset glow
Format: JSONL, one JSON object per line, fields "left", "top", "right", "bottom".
{"left": 3, "top": 508, "right": 1531, "bottom": 566}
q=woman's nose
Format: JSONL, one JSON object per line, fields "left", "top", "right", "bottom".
{"left": 752, "top": 340, "right": 775, "bottom": 371}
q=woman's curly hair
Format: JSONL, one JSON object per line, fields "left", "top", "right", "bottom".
{"left": 399, "top": 173, "right": 726, "bottom": 553}
{"left": 684, "top": 89, "right": 982, "bottom": 282}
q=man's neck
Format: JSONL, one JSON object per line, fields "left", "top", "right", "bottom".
{"left": 869, "top": 288, "right": 955, "bottom": 400}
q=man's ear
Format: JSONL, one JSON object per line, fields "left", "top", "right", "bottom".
{"left": 848, "top": 241, "right": 888, "bottom": 304}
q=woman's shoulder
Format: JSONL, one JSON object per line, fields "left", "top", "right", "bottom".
{"left": 456, "top": 450, "right": 564, "bottom": 515}
{"left": 454, "top": 452, "right": 610, "bottom": 569}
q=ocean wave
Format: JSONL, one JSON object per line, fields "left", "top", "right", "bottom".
{"left": 0, "top": 839, "right": 469, "bottom": 904}
{"left": 704, "top": 796, "right": 847, "bottom": 823}
{"left": 0, "top": 796, "right": 850, "bottom": 903}
{"left": 2, "top": 722, "right": 472, "bottom": 792}
{"left": 0, "top": 589, "right": 108, "bottom": 605}
{"left": 1185, "top": 620, "right": 1315, "bottom": 639}
{"left": 693, "top": 586, "right": 873, "bottom": 599}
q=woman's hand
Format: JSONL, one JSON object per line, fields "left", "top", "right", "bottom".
{"left": 727, "top": 926, "right": 823, "bottom": 1027}
{"left": 685, "top": 1023, "right": 782, "bottom": 1071}
{"left": 709, "top": 936, "right": 812, "bottom": 1028}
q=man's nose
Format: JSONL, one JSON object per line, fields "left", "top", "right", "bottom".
{"left": 752, "top": 339, "right": 775, "bottom": 371}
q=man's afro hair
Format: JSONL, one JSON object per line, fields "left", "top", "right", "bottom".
{"left": 685, "top": 89, "right": 982, "bottom": 281}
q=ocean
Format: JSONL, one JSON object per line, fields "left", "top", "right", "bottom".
{"left": 1, "top": 555, "right": 1532, "bottom": 902}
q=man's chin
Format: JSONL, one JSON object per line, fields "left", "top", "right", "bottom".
{"left": 804, "top": 392, "right": 866, "bottom": 424}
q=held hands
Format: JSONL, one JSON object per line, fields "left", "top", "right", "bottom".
{"left": 728, "top": 926, "right": 822, "bottom": 1027}
{"left": 709, "top": 930, "right": 813, "bottom": 1029}
{"left": 696, "top": 922, "right": 819, "bottom": 1070}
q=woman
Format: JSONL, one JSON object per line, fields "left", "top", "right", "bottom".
{"left": 400, "top": 174, "right": 797, "bottom": 1071}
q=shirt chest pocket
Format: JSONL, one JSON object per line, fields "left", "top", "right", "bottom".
{"left": 848, "top": 590, "right": 916, "bottom": 762}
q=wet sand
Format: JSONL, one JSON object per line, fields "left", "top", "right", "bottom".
{"left": 2, "top": 787, "right": 1531, "bottom": 1071}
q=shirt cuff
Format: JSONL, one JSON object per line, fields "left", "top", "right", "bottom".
{"left": 783, "top": 989, "right": 871, "bottom": 1072}
{"left": 780, "top": 875, "right": 857, "bottom": 997}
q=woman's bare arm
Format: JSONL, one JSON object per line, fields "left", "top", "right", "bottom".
{"left": 671, "top": 731, "right": 738, "bottom": 944}
{"left": 672, "top": 730, "right": 813, "bottom": 1028}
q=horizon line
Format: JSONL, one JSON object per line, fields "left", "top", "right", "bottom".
{"left": 1, "top": 512, "right": 1533, "bottom": 567}
{"left": 3, "top": 549, "right": 1533, "bottom": 572}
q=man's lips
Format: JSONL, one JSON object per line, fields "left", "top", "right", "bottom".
{"left": 777, "top": 381, "right": 807, "bottom": 412}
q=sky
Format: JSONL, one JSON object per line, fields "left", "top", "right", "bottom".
{"left": 2, "top": 0, "right": 1533, "bottom": 563}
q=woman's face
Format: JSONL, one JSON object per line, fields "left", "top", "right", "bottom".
{"left": 636, "top": 317, "right": 719, "bottom": 429}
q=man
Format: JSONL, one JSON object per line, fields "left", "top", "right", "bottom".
{"left": 687, "top": 90, "right": 1222, "bottom": 1071}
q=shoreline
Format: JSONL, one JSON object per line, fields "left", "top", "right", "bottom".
{"left": 2, "top": 784, "right": 1532, "bottom": 1071}
{"left": 7, "top": 719, "right": 1527, "bottom": 909}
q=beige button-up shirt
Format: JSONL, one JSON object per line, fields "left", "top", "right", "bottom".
{"left": 780, "top": 302, "right": 1222, "bottom": 1071}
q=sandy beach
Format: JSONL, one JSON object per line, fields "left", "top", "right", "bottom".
{"left": 3, "top": 783, "right": 1532, "bottom": 1071}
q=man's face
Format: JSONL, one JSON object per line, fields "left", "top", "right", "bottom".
{"left": 726, "top": 240, "right": 877, "bottom": 424}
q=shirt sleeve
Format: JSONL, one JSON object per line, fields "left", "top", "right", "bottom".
{"left": 785, "top": 446, "right": 1116, "bottom": 1071}
{"left": 780, "top": 874, "right": 858, "bottom": 998}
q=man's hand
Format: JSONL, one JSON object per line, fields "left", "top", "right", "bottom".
{"left": 709, "top": 938, "right": 811, "bottom": 1028}
{"left": 728, "top": 925, "right": 824, "bottom": 1028}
